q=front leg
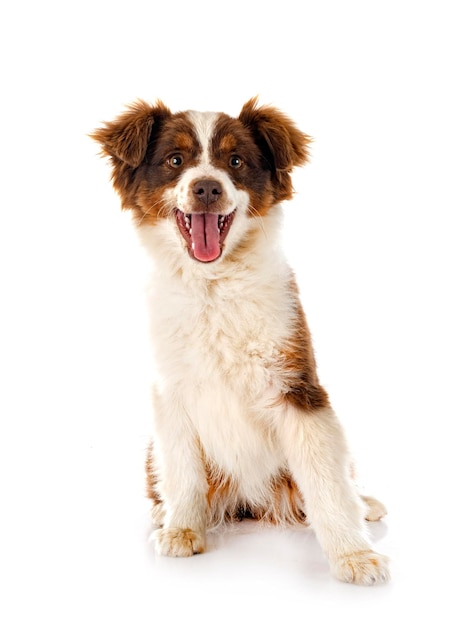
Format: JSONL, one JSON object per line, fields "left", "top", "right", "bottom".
{"left": 274, "top": 404, "right": 390, "bottom": 584}
{"left": 150, "top": 390, "right": 208, "bottom": 557}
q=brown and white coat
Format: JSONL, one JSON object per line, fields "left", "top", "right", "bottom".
{"left": 92, "top": 98, "right": 389, "bottom": 584}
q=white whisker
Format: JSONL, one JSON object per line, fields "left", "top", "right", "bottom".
{"left": 248, "top": 204, "right": 267, "bottom": 239}
{"left": 136, "top": 198, "right": 174, "bottom": 226}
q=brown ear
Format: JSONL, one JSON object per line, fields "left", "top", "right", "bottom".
{"left": 239, "top": 97, "right": 311, "bottom": 201}
{"left": 90, "top": 100, "right": 172, "bottom": 209}
{"left": 90, "top": 99, "right": 172, "bottom": 168}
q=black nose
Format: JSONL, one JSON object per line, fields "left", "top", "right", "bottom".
{"left": 192, "top": 179, "right": 223, "bottom": 206}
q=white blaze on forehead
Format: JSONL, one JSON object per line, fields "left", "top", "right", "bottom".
{"left": 186, "top": 110, "right": 219, "bottom": 164}
{"left": 169, "top": 109, "right": 250, "bottom": 221}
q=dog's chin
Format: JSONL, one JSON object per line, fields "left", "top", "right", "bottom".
{"left": 175, "top": 209, "right": 237, "bottom": 263}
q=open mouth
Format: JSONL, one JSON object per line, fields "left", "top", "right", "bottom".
{"left": 175, "top": 209, "right": 236, "bottom": 263}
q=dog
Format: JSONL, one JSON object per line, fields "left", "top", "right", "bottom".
{"left": 91, "top": 98, "right": 390, "bottom": 584}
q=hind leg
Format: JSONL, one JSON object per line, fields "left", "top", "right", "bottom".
{"left": 349, "top": 461, "right": 388, "bottom": 522}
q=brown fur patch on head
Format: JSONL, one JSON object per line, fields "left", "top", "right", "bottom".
{"left": 211, "top": 113, "right": 276, "bottom": 216}
{"left": 218, "top": 133, "right": 237, "bottom": 153}
{"left": 131, "top": 114, "right": 202, "bottom": 224}
{"left": 90, "top": 100, "right": 172, "bottom": 215}
{"left": 91, "top": 98, "right": 311, "bottom": 225}
{"left": 238, "top": 97, "right": 312, "bottom": 203}
{"left": 173, "top": 131, "right": 197, "bottom": 152}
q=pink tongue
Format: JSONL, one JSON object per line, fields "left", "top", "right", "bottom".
{"left": 190, "top": 213, "right": 220, "bottom": 262}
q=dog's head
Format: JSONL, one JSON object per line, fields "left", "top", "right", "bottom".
{"left": 91, "top": 98, "right": 310, "bottom": 263}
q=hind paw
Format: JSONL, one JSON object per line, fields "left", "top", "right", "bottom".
{"left": 361, "top": 495, "right": 388, "bottom": 521}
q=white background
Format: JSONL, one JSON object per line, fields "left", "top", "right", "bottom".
{"left": 1, "top": 1, "right": 463, "bottom": 623}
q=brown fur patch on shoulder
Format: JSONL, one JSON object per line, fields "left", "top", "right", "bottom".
{"left": 278, "top": 276, "right": 329, "bottom": 412}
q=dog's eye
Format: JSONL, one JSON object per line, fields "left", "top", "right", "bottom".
{"left": 168, "top": 155, "right": 183, "bottom": 168}
{"left": 229, "top": 155, "right": 243, "bottom": 169}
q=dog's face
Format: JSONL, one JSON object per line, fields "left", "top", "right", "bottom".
{"left": 92, "top": 98, "right": 310, "bottom": 263}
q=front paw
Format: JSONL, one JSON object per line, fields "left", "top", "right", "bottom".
{"left": 151, "top": 527, "right": 206, "bottom": 557}
{"left": 331, "top": 550, "right": 390, "bottom": 585}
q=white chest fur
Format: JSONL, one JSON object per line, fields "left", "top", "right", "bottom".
{"left": 141, "top": 210, "right": 293, "bottom": 491}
